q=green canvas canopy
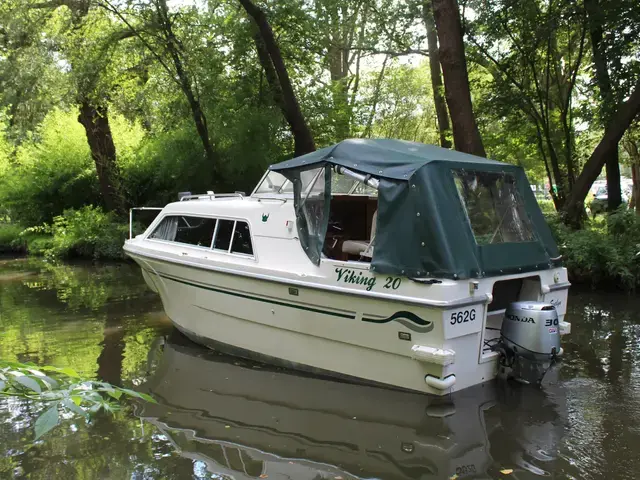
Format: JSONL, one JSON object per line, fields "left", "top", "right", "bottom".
{"left": 270, "top": 138, "right": 561, "bottom": 280}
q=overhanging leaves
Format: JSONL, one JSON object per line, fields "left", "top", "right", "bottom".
{"left": 34, "top": 403, "right": 60, "bottom": 440}
{"left": 1, "top": 360, "right": 157, "bottom": 439}
{"left": 13, "top": 374, "right": 42, "bottom": 393}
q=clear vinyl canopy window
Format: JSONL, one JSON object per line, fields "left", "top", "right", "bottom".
{"left": 255, "top": 169, "right": 377, "bottom": 196}
{"left": 453, "top": 169, "right": 536, "bottom": 245}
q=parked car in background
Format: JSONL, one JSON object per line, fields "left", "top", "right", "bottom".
{"left": 589, "top": 186, "right": 631, "bottom": 217}
{"left": 589, "top": 187, "right": 609, "bottom": 216}
{"left": 590, "top": 180, "right": 607, "bottom": 196}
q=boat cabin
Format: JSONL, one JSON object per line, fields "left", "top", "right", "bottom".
{"left": 259, "top": 138, "right": 561, "bottom": 281}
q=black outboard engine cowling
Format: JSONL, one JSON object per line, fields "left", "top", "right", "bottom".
{"left": 495, "top": 301, "right": 561, "bottom": 385}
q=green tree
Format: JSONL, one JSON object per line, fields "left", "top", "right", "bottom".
{"left": 361, "top": 61, "right": 439, "bottom": 144}
{"left": 467, "top": 0, "right": 588, "bottom": 208}
{"left": 1, "top": 1, "right": 130, "bottom": 213}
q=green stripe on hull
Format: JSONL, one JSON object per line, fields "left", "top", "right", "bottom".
{"left": 144, "top": 268, "right": 356, "bottom": 320}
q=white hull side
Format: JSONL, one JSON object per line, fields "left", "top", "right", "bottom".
{"left": 129, "top": 251, "right": 522, "bottom": 396}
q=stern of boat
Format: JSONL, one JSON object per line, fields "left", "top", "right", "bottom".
{"left": 420, "top": 268, "right": 570, "bottom": 394}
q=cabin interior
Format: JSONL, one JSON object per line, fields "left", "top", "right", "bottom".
{"left": 323, "top": 194, "right": 378, "bottom": 262}
{"left": 253, "top": 169, "right": 380, "bottom": 263}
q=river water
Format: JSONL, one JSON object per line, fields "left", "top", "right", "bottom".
{"left": 0, "top": 257, "right": 638, "bottom": 479}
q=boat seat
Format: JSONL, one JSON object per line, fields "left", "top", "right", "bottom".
{"left": 342, "top": 210, "right": 377, "bottom": 258}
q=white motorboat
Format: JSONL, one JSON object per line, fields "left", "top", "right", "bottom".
{"left": 124, "top": 139, "right": 571, "bottom": 395}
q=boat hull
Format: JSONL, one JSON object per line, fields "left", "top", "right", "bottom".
{"left": 130, "top": 252, "right": 503, "bottom": 396}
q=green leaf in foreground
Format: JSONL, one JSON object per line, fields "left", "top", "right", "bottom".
{"left": 41, "top": 366, "right": 80, "bottom": 378}
{"left": 13, "top": 375, "right": 42, "bottom": 393}
{"left": 105, "top": 389, "right": 123, "bottom": 400}
{"left": 62, "top": 398, "right": 89, "bottom": 419}
{"left": 1, "top": 360, "right": 156, "bottom": 439}
{"left": 120, "top": 388, "right": 157, "bottom": 404}
{"left": 35, "top": 404, "right": 60, "bottom": 440}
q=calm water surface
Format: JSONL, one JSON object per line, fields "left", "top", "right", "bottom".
{"left": 0, "top": 257, "right": 639, "bottom": 479}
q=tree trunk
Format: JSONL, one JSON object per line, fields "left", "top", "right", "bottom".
{"left": 623, "top": 135, "right": 640, "bottom": 213}
{"left": 605, "top": 149, "right": 621, "bottom": 209}
{"left": 155, "top": 0, "right": 219, "bottom": 174}
{"left": 252, "top": 30, "right": 318, "bottom": 153}
{"left": 431, "top": 0, "right": 485, "bottom": 157}
{"left": 78, "top": 101, "right": 125, "bottom": 214}
{"left": 239, "top": 0, "right": 315, "bottom": 157}
{"left": 585, "top": 0, "right": 622, "bottom": 210}
{"left": 563, "top": 78, "right": 640, "bottom": 227}
{"left": 253, "top": 31, "right": 285, "bottom": 112}
{"left": 423, "top": 0, "right": 451, "bottom": 149}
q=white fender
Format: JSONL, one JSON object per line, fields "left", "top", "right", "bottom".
{"left": 425, "top": 374, "right": 456, "bottom": 390}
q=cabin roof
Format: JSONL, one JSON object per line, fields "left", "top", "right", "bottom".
{"left": 270, "top": 138, "right": 507, "bottom": 181}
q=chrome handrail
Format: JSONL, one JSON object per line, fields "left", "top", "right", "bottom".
{"left": 179, "top": 192, "right": 245, "bottom": 201}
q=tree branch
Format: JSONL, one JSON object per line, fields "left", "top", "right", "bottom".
{"left": 97, "top": 0, "right": 179, "bottom": 87}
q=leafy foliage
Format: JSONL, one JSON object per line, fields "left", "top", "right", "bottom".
{"left": 24, "top": 206, "right": 128, "bottom": 260}
{"left": 548, "top": 208, "right": 640, "bottom": 290}
{"left": 0, "top": 223, "right": 25, "bottom": 253}
{"left": 0, "top": 360, "right": 155, "bottom": 439}
{"left": 0, "top": 109, "right": 99, "bottom": 226}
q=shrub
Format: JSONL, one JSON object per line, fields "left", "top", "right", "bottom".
{"left": 119, "top": 122, "right": 213, "bottom": 208}
{"left": 548, "top": 208, "right": 640, "bottom": 290}
{"left": 0, "top": 108, "right": 279, "bottom": 231}
{"left": 0, "top": 223, "right": 26, "bottom": 253}
{"left": 537, "top": 199, "right": 557, "bottom": 216}
{"left": 24, "top": 206, "right": 128, "bottom": 260}
{"left": 0, "top": 109, "right": 100, "bottom": 226}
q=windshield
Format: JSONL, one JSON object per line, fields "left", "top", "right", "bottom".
{"left": 253, "top": 171, "right": 293, "bottom": 195}
{"left": 254, "top": 169, "right": 377, "bottom": 196}
{"left": 595, "top": 187, "right": 607, "bottom": 197}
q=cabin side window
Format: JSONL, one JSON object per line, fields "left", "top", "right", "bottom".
{"left": 231, "top": 221, "right": 253, "bottom": 255}
{"left": 149, "top": 215, "right": 255, "bottom": 257}
{"left": 213, "top": 219, "right": 235, "bottom": 251}
{"left": 149, "top": 216, "right": 216, "bottom": 247}
{"left": 453, "top": 169, "right": 536, "bottom": 245}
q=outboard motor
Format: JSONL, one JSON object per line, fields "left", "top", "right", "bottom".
{"left": 495, "top": 301, "right": 561, "bottom": 385}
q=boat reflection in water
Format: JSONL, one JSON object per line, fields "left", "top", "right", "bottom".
{"left": 138, "top": 333, "right": 567, "bottom": 480}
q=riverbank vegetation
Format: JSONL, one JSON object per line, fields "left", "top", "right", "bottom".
{"left": 549, "top": 209, "right": 640, "bottom": 290}
{"left": 1, "top": 0, "right": 640, "bottom": 288}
